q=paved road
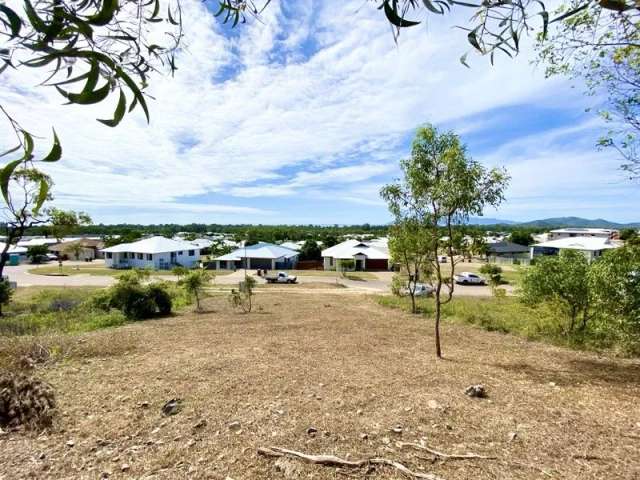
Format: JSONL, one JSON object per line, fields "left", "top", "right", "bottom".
{"left": 5, "top": 262, "right": 511, "bottom": 297}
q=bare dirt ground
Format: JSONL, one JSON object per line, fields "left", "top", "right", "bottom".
{"left": 1, "top": 292, "right": 638, "bottom": 480}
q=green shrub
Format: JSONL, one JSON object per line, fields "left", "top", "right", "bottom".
{"left": 147, "top": 284, "right": 172, "bottom": 315}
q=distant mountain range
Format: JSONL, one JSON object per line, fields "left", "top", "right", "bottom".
{"left": 468, "top": 216, "right": 640, "bottom": 228}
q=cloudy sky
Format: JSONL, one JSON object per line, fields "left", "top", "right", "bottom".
{"left": 2, "top": 0, "right": 639, "bottom": 225}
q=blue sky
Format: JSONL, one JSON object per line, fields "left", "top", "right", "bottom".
{"left": 2, "top": 0, "right": 639, "bottom": 225}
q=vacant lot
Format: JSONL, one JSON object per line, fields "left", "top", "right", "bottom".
{"left": 1, "top": 293, "right": 638, "bottom": 479}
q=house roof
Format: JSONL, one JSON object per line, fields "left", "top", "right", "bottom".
{"left": 50, "top": 239, "right": 104, "bottom": 252}
{"left": 101, "top": 236, "right": 201, "bottom": 254}
{"left": 214, "top": 242, "right": 298, "bottom": 261}
{"left": 279, "top": 241, "right": 302, "bottom": 251}
{"left": 533, "top": 236, "right": 621, "bottom": 252}
{"left": 0, "top": 243, "right": 27, "bottom": 254}
{"left": 550, "top": 228, "right": 616, "bottom": 235}
{"left": 321, "top": 239, "right": 389, "bottom": 260}
{"left": 487, "top": 241, "right": 529, "bottom": 254}
{"left": 17, "top": 238, "right": 59, "bottom": 247}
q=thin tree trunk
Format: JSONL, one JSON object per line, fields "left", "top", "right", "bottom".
{"left": 435, "top": 296, "right": 442, "bottom": 358}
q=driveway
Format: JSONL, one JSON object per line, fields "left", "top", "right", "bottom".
{"left": 4, "top": 262, "right": 115, "bottom": 287}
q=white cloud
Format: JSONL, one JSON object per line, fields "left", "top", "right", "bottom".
{"left": 2, "top": 0, "right": 628, "bottom": 224}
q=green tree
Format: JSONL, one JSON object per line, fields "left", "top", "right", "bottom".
{"left": 521, "top": 250, "right": 592, "bottom": 332}
{"left": 509, "top": 230, "right": 534, "bottom": 246}
{"left": 229, "top": 275, "right": 256, "bottom": 313}
{"left": 63, "top": 241, "right": 84, "bottom": 261}
{"left": 299, "top": 239, "right": 321, "bottom": 261}
{"left": 178, "top": 269, "right": 212, "bottom": 312}
{"left": 26, "top": 244, "right": 50, "bottom": 264}
{"left": 47, "top": 208, "right": 92, "bottom": 242}
{"left": 0, "top": 168, "right": 53, "bottom": 279}
{"left": 388, "top": 219, "right": 433, "bottom": 314}
{"left": 619, "top": 228, "right": 639, "bottom": 241}
{"left": 381, "top": 124, "right": 509, "bottom": 358}
{"left": 588, "top": 245, "right": 640, "bottom": 334}
{"left": 0, "top": 279, "right": 14, "bottom": 317}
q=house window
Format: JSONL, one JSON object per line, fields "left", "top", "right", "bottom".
{"left": 147, "top": 254, "right": 152, "bottom": 260}
{"left": 188, "top": 250, "right": 195, "bottom": 256}
{"left": 106, "top": 252, "right": 112, "bottom": 259}
{"left": 178, "top": 251, "right": 183, "bottom": 256}
{"left": 137, "top": 253, "right": 143, "bottom": 260}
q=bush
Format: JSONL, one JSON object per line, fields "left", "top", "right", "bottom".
{"left": 147, "top": 284, "right": 173, "bottom": 315}
{"left": 479, "top": 264, "right": 502, "bottom": 275}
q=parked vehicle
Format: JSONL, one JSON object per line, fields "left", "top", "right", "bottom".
{"left": 454, "top": 272, "right": 485, "bottom": 285}
{"left": 264, "top": 271, "right": 298, "bottom": 284}
{"left": 438, "top": 255, "right": 448, "bottom": 263}
{"left": 400, "top": 283, "right": 434, "bottom": 297}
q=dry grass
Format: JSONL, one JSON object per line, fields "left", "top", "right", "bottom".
{"left": 0, "top": 292, "right": 638, "bottom": 479}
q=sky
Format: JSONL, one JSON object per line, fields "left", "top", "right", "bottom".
{"left": 2, "top": 0, "right": 639, "bottom": 225}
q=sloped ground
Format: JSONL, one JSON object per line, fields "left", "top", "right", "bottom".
{"left": 1, "top": 292, "right": 639, "bottom": 479}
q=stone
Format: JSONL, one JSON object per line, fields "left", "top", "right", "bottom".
{"left": 464, "top": 384, "right": 487, "bottom": 398}
{"left": 66, "top": 440, "right": 75, "bottom": 447}
{"left": 121, "top": 464, "right": 130, "bottom": 472}
{"left": 161, "top": 399, "right": 182, "bottom": 416}
{"left": 391, "top": 425, "right": 403, "bottom": 434}
{"left": 228, "top": 421, "right": 242, "bottom": 433}
{"left": 306, "top": 427, "right": 318, "bottom": 436}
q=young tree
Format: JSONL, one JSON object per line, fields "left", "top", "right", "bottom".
{"left": 229, "top": 275, "right": 256, "bottom": 313}
{"left": 47, "top": 208, "right": 92, "bottom": 243}
{"left": 388, "top": 219, "right": 432, "bottom": 314}
{"left": 63, "top": 241, "right": 84, "bottom": 261}
{"left": 381, "top": 124, "right": 509, "bottom": 358}
{"left": 26, "top": 244, "right": 50, "bottom": 264}
{"left": 588, "top": 245, "right": 640, "bottom": 333}
{"left": 299, "top": 239, "right": 321, "bottom": 261}
{"left": 0, "top": 167, "right": 53, "bottom": 280}
{"left": 521, "top": 250, "right": 592, "bottom": 332}
{"left": 178, "top": 270, "right": 213, "bottom": 312}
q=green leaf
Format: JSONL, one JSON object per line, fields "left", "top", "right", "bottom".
{"left": 422, "top": 0, "right": 444, "bottom": 15}
{"left": 98, "top": 89, "right": 126, "bottom": 127}
{"left": 42, "top": 129, "right": 62, "bottom": 162}
{"left": 0, "top": 4, "right": 22, "bottom": 38}
{"left": 383, "top": 0, "right": 421, "bottom": 27}
{"left": 61, "top": 80, "right": 111, "bottom": 105}
{"left": 460, "top": 52, "right": 470, "bottom": 68}
{"left": 539, "top": 11, "right": 549, "bottom": 40}
{"left": 23, "top": 0, "right": 47, "bottom": 33}
{"left": 33, "top": 179, "right": 49, "bottom": 216}
{"left": 87, "top": 0, "right": 119, "bottom": 26}
{"left": 467, "top": 30, "right": 482, "bottom": 52}
{"left": 167, "top": 6, "right": 180, "bottom": 25}
{"left": 116, "top": 68, "right": 149, "bottom": 122}
{"left": 23, "top": 131, "right": 34, "bottom": 160}
{"left": 0, "top": 159, "right": 23, "bottom": 206}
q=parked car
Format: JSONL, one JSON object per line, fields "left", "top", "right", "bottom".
{"left": 438, "top": 255, "right": 448, "bottom": 263}
{"left": 264, "top": 271, "right": 298, "bottom": 284}
{"left": 400, "top": 283, "right": 434, "bottom": 297}
{"left": 454, "top": 272, "right": 485, "bottom": 285}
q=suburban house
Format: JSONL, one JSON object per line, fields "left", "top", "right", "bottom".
{"left": 321, "top": 238, "right": 390, "bottom": 271}
{"left": 279, "top": 241, "right": 303, "bottom": 251}
{"left": 487, "top": 241, "right": 530, "bottom": 259}
{"left": 213, "top": 242, "right": 298, "bottom": 270}
{"left": 547, "top": 228, "right": 618, "bottom": 241}
{"left": 530, "top": 236, "right": 621, "bottom": 262}
{"left": 102, "top": 236, "right": 201, "bottom": 269}
{"left": 49, "top": 239, "right": 105, "bottom": 261}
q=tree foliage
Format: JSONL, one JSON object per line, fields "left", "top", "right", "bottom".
{"left": 537, "top": 1, "right": 640, "bottom": 178}
{"left": 177, "top": 269, "right": 212, "bottom": 312}
{"left": 26, "top": 244, "right": 49, "bottom": 263}
{"left": 521, "top": 249, "right": 591, "bottom": 332}
{"left": 299, "top": 239, "right": 321, "bottom": 261}
{"left": 388, "top": 219, "right": 433, "bottom": 314}
{"left": 509, "top": 230, "right": 534, "bottom": 246}
{"left": 381, "top": 124, "right": 509, "bottom": 358}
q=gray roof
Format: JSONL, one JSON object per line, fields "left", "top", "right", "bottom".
{"left": 487, "top": 241, "right": 529, "bottom": 254}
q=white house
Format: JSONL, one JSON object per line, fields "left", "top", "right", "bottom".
{"left": 213, "top": 242, "right": 299, "bottom": 270}
{"left": 530, "top": 236, "right": 621, "bottom": 263}
{"left": 102, "top": 236, "right": 201, "bottom": 269}
{"left": 321, "top": 238, "right": 390, "bottom": 271}
{"left": 547, "top": 228, "right": 618, "bottom": 241}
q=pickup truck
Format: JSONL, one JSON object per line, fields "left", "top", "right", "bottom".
{"left": 264, "top": 272, "right": 298, "bottom": 284}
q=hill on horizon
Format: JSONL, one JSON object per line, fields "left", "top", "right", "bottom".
{"left": 469, "top": 216, "right": 640, "bottom": 228}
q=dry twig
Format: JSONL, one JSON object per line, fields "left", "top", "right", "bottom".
{"left": 398, "top": 441, "right": 497, "bottom": 460}
{"left": 257, "top": 446, "right": 443, "bottom": 479}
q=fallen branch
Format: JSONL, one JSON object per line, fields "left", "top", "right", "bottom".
{"left": 257, "top": 446, "right": 443, "bottom": 479}
{"left": 398, "top": 442, "right": 497, "bottom": 460}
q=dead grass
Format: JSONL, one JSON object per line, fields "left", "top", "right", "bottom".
{"left": 0, "top": 292, "right": 638, "bottom": 479}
